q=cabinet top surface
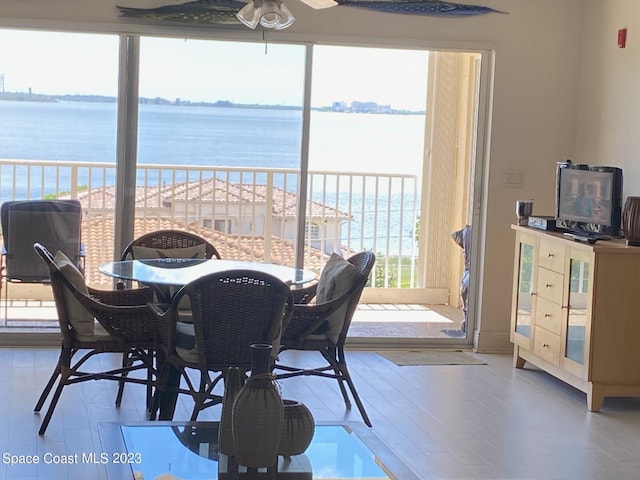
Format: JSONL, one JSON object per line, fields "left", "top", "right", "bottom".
{"left": 511, "top": 225, "right": 640, "bottom": 253}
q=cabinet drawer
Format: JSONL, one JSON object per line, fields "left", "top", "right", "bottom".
{"left": 535, "top": 296, "right": 563, "bottom": 335}
{"left": 538, "top": 238, "right": 565, "bottom": 273}
{"left": 536, "top": 268, "right": 564, "bottom": 305}
{"left": 533, "top": 326, "right": 561, "bottom": 365}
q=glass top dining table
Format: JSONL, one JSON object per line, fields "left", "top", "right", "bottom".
{"left": 99, "top": 258, "right": 317, "bottom": 288}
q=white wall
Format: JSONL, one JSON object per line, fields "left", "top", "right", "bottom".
{"left": 577, "top": 0, "right": 640, "bottom": 200}
{"left": 0, "top": 0, "right": 587, "bottom": 352}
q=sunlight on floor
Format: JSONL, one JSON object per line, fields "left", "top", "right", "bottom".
{"left": 353, "top": 304, "right": 455, "bottom": 323}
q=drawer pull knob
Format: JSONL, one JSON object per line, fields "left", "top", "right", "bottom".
{"left": 547, "top": 253, "right": 554, "bottom": 258}
{"left": 545, "top": 283, "right": 552, "bottom": 288}
{"left": 542, "top": 343, "right": 549, "bottom": 348}
{"left": 544, "top": 313, "right": 551, "bottom": 318}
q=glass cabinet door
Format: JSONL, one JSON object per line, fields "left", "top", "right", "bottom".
{"left": 514, "top": 241, "right": 535, "bottom": 338}
{"left": 565, "top": 257, "right": 589, "bottom": 365}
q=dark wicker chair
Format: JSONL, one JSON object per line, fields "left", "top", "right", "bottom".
{"left": 275, "top": 251, "right": 376, "bottom": 427}
{"left": 121, "top": 229, "right": 221, "bottom": 261}
{"left": 149, "top": 269, "right": 293, "bottom": 421}
{"left": 33, "top": 243, "right": 157, "bottom": 435}
{"left": 119, "top": 229, "right": 222, "bottom": 303}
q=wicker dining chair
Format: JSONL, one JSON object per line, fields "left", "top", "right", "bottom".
{"left": 274, "top": 251, "right": 376, "bottom": 427}
{"left": 149, "top": 269, "right": 294, "bottom": 421}
{"left": 33, "top": 243, "right": 157, "bottom": 435}
{"left": 119, "top": 229, "right": 222, "bottom": 301}
{"left": 120, "top": 229, "right": 221, "bottom": 261}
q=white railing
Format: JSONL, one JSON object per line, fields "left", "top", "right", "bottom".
{"left": 0, "top": 159, "right": 421, "bottom": 293}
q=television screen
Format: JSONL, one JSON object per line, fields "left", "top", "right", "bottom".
{"left": 555, "top": 163, "right": 623, "bottom": 237}
{"left": 558, "top": 169, "right": 614, "bottom": 225}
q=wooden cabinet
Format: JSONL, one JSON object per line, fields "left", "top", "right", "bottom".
{"left": 511, "top": 225, "right": 640, "bottom": 411}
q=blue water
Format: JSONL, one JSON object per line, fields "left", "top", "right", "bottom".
{"left": 0, "top": 101, "right": 424, "bottom": 255}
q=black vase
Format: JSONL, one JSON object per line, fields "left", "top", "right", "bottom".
{"left": 622, "top": 196, "right": 640, "bottom": 246}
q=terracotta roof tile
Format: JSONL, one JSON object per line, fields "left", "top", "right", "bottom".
{"left": 82, "top": 216, "right": 341, "bottom": 287}
{"left": 67, "top": 177, "right": 350, "bottom": 220}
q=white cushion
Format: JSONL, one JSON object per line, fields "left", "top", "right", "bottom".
{"left": 315, "top": 253, "right": 359, "bottom": 343}
{"left": 53, "top": 251, "right": 101, "bottom": 340}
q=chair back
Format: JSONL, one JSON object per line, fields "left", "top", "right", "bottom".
{"left": 170, "top": 269, "right": 293, "bottom": 372}
{"left": 121, "top": 229, "right": 221, "bottom": 261}
{"left": 335, "top": 251, "right": 376, "bottom": 344}
{"left": 33, "top": 242, "right": 81, "bottom": 346}
{"left": 2, "top": 200, "right": 82, "bottom": 282}
{"left": 36, "top": 242, "right": 156, "bottom": 347}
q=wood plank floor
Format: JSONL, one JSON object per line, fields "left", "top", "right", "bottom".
{"left": 2, "top": 347, "right": 640, "bottom": 479}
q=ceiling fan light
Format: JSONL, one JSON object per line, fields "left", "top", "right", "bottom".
{"left": 237, "top": 0, "right": 295, "bottom": 30}
{"left": 259, "top": 0, "right": 283, "bottom": 28}
{"left": 274, "top": 2, "right": 295, "bottom": 29}
{"left": 236, "top": 1, "right": 261, "bottom": 29}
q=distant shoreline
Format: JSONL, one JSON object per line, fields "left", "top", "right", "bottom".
{"left": 0, "top": 92, "right": 424, "bottom": 115}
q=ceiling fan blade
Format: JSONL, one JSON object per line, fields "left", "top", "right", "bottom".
{"left": 298, "top": 0, "right": 338, "bottom": 9}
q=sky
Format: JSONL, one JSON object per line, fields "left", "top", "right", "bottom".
{"left": 0, "top": 29, "right": 429, "bottom": 110}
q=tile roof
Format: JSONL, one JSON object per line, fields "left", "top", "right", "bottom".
{"left": 58, "top": 178, "right": 352, "bottom": 286}
{"left": 68, "top": 178, "right": 350, "bottom": 220}
{"left": 83, "top": 216, "right": 340, "bottom": 286}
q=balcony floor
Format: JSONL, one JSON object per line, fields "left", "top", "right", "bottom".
{"left": 1, "top": 301, "right": 466, "bottom": 339}
{"left": 351, "top": 303, "right": 465, "bottom": 339}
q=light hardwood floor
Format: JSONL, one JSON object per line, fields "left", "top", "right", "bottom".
{"left": 2, "top": 347, "right": 640, "bottom": 479}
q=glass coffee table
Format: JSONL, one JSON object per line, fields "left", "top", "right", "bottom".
{"left": 99, "top": 421, "right": 419, "bottom": 479}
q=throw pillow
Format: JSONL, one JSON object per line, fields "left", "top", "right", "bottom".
{"left": 314, "top": 253, "right": 359, "bottom": 343}
{"left": 53, "top": 251, "right": 95, "bottom": 339}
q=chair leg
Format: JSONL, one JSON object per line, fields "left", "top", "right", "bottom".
{"left": 339, "top": 370, "right": 372, "bottom": 427}
{"left": 36, "top": 346, "right": 75, "bottom": 435}
{"left": 321, "top": 347, "right": 352, "bottom": 409}
{"left": 38, "top": 380, "right": 66, "bottom": 435}
{"left": 326, "top": 346, "right": 373, "bottom": 428}
{"left": 115, "top": 352, "right": 130, "bottom": 407}
{"left": 189, "top": 370, "right": 208, "bottom": 421}
{"left": 3, "top": 279, "right": 8, "bottom": 320}
{"left": 34, "top": 349, "right": 64, "bottom": 412}
{"left": 146, "top": 349, "right": 154, "bottom": 410}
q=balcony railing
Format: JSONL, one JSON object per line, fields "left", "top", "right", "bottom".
{"left": 0, "top": 159, "right": 421, "bottom": 294}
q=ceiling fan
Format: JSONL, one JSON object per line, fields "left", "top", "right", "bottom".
{"left": 117, "top": 0, "right": 506, "bottom": 31}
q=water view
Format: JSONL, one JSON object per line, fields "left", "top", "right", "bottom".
{"left": 0, "top": 100, "right": 424, "bottom": 172}
{"left": 0, "top": 100, "right": 425, "bottom": 255}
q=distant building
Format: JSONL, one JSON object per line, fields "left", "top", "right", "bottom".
{"left": 351, "top": 101, "right": 392, "bottom": 113}
{"left": 331, "top": 101, "right": 348, "bottom": 112}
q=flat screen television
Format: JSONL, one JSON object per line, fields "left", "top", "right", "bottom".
{"left": 555, "top": 162, "right": 623, "bottom": 237}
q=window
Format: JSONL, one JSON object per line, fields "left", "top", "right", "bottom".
{"left": 306, "top": 222, "right": 320, "bottom": 240}
{"left": 214, "top": 219, "right": 231, "bottom": 233}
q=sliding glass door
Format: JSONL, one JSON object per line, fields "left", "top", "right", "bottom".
{"left": 0, "top": 27, "right": 483, "bottom": 345}
{"left": 0, "top": 29, "right": 119, "bottom": 326}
